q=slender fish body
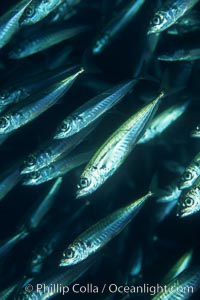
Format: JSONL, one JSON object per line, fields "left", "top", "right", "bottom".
{"left": 167, "top": 10, "right": 200, "bottom": 35}
{"left": 21, "top": 119, "right": 99, "bottom": 174}
{"left": 0, "top": 282, "right": 18, "bottom": 300}
{"left": 14, "top": 257, "right": 96, "bottom": 300}
{"left": 0, "top": 165, "right": 21, "bottom": 201}
{"left": 60, "top": 192, "right": 152, "bottom": 266}
{"left": 152, "top": 267, "right": 200, "bottom": 300}
{"left": 9, "top": 26, "right": 89, "bottom": 59}
{"left": 177, "top": 175, "right": 200, "bottom": 217}
{"left": 0, "top": 229, "right": 28, "bottom": 258}
{"left": 54, "top": 79, "right": 135, "bottom": 139}
{"left": 178, "top": 152, "right": 200, "bottom": 190}
{"left": 23, "top": 151, "right": 93, "bottom": 185}
{"left": 93, "top": 0, "right": 145, "bottom": 54}
{"left": 0, "top": 69, "right": 83, "bottom": 134}
{"left": 0, "top": 0, "right": 32, "bottom": 49}
{"left": 148, "top": 0, "right": 199, "bottom": 34}
{"left": 77, "top": 92, "right": 164, "bottom": 198}
{"left": 0, "top": 65, "right": 79, "bottom": 107}
{"left": 162, "top": 249, "right": 193, "bottom": 284}
{"left": 20, "top": 0, "right": 65, "bottom": 26}
{"left": 158, "top": 48, "right": 200, "bottom": 61}
{"left": 49, "top": 0, "right": 80, "bottom": 23}
{"left": 138, "top": 101, "right": 189, "bottom": 144}
{"left": 27, "top": 177, "right": 62, "bottom": 230}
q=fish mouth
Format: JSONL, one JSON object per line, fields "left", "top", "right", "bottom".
{"left": 76, "top": 189, "right": 88, "bottom": 199}
{"left": 59, "top": 259, "right": 67, "bottom": 267}
{"left": 53, "top": 132, "right": 63, "bottom": 140}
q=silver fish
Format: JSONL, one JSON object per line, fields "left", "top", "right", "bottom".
{"left": 158, "top": 48, "right": 200, "bottom": 61}
{"left": 21, "top": 119, "right": 98, "bottom": 174}
{"left": 177, "top": 175, "right": 200, "bottom": 217}
{"left": 0, "top": 69, "right": 83, "bottom": 134}
{"left": 157, "top": 181, "right": 182, "bottom": 203}
{"left": 0, "top": 164, "right": 21, "bottom": 201}
{"left": 148, "top": 0, "right": 199, "bottom": 34}
{"left": 0, "top": 178, "right": 62, "bottom": 258}
{"left": 162, "top": 249, "right": 193, "bottom": 284}
{"left": 22, "top": 151, "right": 93, "bottom": 185}
{"left": 167, "top": 10, "right": 200, "bottom": 35}
{"left": 0, "top": 228, "right": 28, "bottom": 258}
{"left": 152, "top": 267, "right": 200, "bottom": 299}
{"left": 0, "top": 0, "right": 32, "bottom": 49}
{"left": 60, "top": 192, "right": 152, "bottom": 266}
{"left": 93, "top": 0, "right": 145, "bottom": 55}
{"left": 9, "top": 26, "right": 89, "bottom": 59}
{"left": 0, "top": 282, "right": 18, "bottom": 300}
{"left": 54, "top": 80, "right": 135, "bottom": 139}
{"left": 27, "top": 177, "right": 62, "bottom": 230}
{"left": 179, "top": 152, "right": 200, "bottom": 190}
{"left": 191, "top": 125, "right": 200, "bottom": 138}
{"left": 49, "top": 0, "right": 80, "bottom": 23}
{"left": 77, "top": 92, "right": 164, "bottom": 198}
{"left": 0, "top": 65, "right": 79, "bottom": 107}
{"left": 138, "top": 101, "right": 189, "bottom": 144}
{"left": 29, "top": 204, "right": 87, "bottom": 274}
{"left": 20, "top": 0, "right": 65, "bottom": 26}
{"left": 14, "top": 256, "right": 96, "bottom": 300}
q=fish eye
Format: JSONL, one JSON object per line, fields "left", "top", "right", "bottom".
{"left": 183, "top": 171, "right": 192, "bottom": 181}
{"left": 79, "top": 177, "right": 90, "bottom": 188}
{"left": 30, "top": 171, "right": 40, "bottom": 179}
{"left": 25, "top": 6, "right": 35, "bottom": 17}
{"left": 152, "top": 14, "right": 162, "bottom": 26}
{"left": 184, "top": 197, "right": 194, "bottom": 207}
{"left": 26, "top": 156, "right": 35, "bottom": 167}
{"left": 60, "top": 122, "right": 70, "bottom": 132}
{"left": 0, "top": 117, "right": 8, "bottom": 128}
{"left": 64, "top": 248, "right": 75, "bottom": 259}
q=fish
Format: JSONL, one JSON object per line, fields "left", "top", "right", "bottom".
{"left": 191, "top": 125, "right": 200, "bottom": 138}
{"left": 0, "top": 69, "right": 83, "bottom": 134}
{"left": 0, "top": 164, "right": 21, "bottom": 201}
{"left": 49, "top": 0, "right": 80, "bottom": 23}
{"left": 158, "top": 48, "right": 200, "bottom": 61}
{"left": 167, "top": 10, "right": 200, "bottom": 35}
{"left": 156, "top": 181, "right": 182, "bottom": 203}
{"left": 92, "top": 0, "right": 146, "bottom": 55}
{"left": 178, "top": 151, "right": 200, "bottom": 190}
{"left": 20, "top": 119, "right": 99, "bottom": 174}
{"left": 0, "top": 65, "right": 79, "bottom": 107}
{"left": 13, "top": 255, "right": 97, "bottom": 300}
{"left": 26, "top": 177, "right": 62, "bottom": 230}
{"left": 54, "top": 79, "right": 135, "bottom": 140}
{"left": 0, "top": 178, "right": 62, "bottom": 257}
{"left": 0, "top": 282, "right": 18, "bottom": 300}
{"left": 29, "top": 204, "right": 87, "bottom": 274}
{"left": 9, "top": 26, "right": 90, "bottom": 59}
{"left": 138, "top": 101, "right": 189, "bottom": 144}
{"left": 147, "top": 0, "right": 199, "bottom": 34}
{"left": 152, "top": 267, "right": 200, "bottom": 299}
{"left": 177, "top": 175, "right": 200, "bottom": 217}
{"left": 0, "top": 228, "right": 28, "bottom": 258}
{"left": 0, "top": 0, "right": 32, "bottom": 49}
{"left": 162, "top": 249, "right": 193, "bottom": 284}
{"left": 19, "top": 0, "right": 65, "bottom": 26}
{"left": 77, "top": 91, "right": 164, "bottom": 198}
{"left": 22, "top": 150, "right": 93, "bottom": 185}
{"left": 60, "top": 192, "right": 152, "bottom": 266}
